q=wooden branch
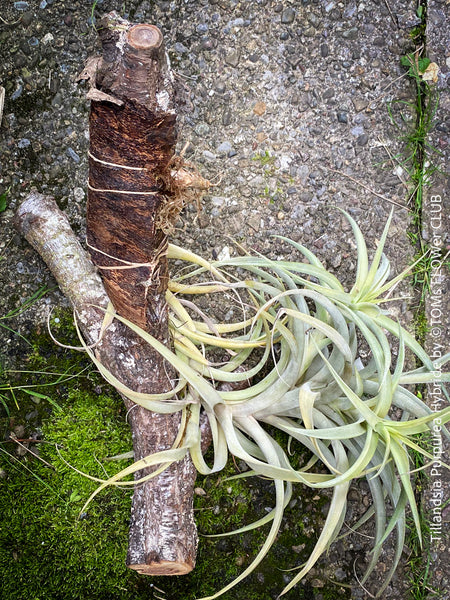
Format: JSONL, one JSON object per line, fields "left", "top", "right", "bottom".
{"left": 84, "top": 13, "right": 199, "bottom": 575}
{"left": 15, "top": 193, "right": 199, "bottom": 574}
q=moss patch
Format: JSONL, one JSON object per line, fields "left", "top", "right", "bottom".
{"left": 0, "top": 389, "right": 138, "bottom": 600}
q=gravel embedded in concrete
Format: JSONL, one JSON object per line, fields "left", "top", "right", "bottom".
{"left": 1, "top": 1, "right": 448, "bottom": 598}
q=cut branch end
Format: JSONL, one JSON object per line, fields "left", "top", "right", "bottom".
{"left": 127, "top": 24, "right": 163, "bottom": 50}
{"left": 128, "top": 560, "right": 194, "bottom": 576}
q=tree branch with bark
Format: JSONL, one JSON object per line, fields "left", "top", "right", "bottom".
{"left": 16, "top": 12, "right": 201, "bottom": 576}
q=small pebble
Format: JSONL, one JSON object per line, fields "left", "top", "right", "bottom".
{"left": 18, "top": 138, "right": 31, "bottom": 148}
{"left": 66, "top": 147, "right": 80, "bottom": 163}
{"left": 173, "top": 42, "right": 188, "bottom": 54}
{"left": 11, "top": 85, "right": 24, "bottom": 100}
{"left": 342, "top": 27, "right": 358, "bottom": 40}
{"left": 14, "top": 1, "right": 29, "bottom": 10}
{"left": 216, "top": 141, "right": 232, "bottom": 155}
{"left": 353, "top": 98, "right": 368, "bottom": 112}
{"left": 202, "top": 150, "right": 216, "bottom": 161}
{"left": 281, "top": 7, "right": 296, "bottom": 24}
{"left": 194, "top": 122, "right": 210, "bottom": 136}
{"left": 320, "top": 43, "right": 329, "bottom": 57}
{"left": 357, "top": 133, "right": 369, "bottom": 146}
{"left": 337, "top": 111, "right": 348, "bottom": 124}
{"left": 253, "top": 101, "right": 266, "bottom": 116}
{"left": 21, "top": 12, "right": 33, "bottom": 26}
{"left": 343, "top": 4, "right": 357, "bottom": 17}
{"left": 351, "top": 125, "right": 364, "bottom": 137}
{"left": 218, "top": 246, "right": 230, "bottom": 261}
{"left": 211, "top": 196, "right": 225, "bottom": 207}
{"left": 201, "top": 38, "right": 213, "bottom": 51}
{"left": 41, "top": 33, "right": 54, "bottom": 45}
{"left": 308, "top": 14, "right": 321, "bottom": 27}
{"left": 73, "top": 187, "right": 85, "bottom": 201}
{"left": 225, "top": 50, "right": 240, "bottom": 67}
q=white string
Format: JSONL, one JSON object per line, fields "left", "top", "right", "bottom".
{"left": 86, "top": 240, "right": 154, "bottom": 269}
{"left": 88, "top": 150, "right": 147, "bottom": 171}
{"left": 86, "top": 239, "right": 168, "bottom": 271}
{"left": 87, "top": 182, "right": 157, "bottom": 195}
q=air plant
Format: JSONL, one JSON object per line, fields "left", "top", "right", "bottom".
{"left": 69, "top": 210, "right": 449, "bottom": 599}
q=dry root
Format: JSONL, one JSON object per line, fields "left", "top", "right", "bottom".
{"left": 156, "top": 153, "right": 213, "bottom": 234}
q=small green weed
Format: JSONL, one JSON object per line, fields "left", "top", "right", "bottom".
{"left": 253, "top": 150, "right": 284, "bottom": 199}
{"left": 389, "top": 45, "right": 440, "bottom": 307}
{"left": 0, "top": 186, "right": 10, "bottom": 213}
{"left": 0, "top": 286, "right": 48, "bottom": 345}
{"left": 0, "top": 287, "right": 50, "bottom": 417}
{"left": 252, "top": 149, "right": 275, "bottom": 167}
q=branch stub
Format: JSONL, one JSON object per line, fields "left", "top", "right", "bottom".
{"left": 127, "top": 24, "right": 163, "bottom": 50}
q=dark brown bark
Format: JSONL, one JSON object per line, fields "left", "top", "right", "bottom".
{"left": 85, "top": 11, "right": 177, "bottom": 333}
{"left": 15, "top": 193, "right": 199, "bottom": 574}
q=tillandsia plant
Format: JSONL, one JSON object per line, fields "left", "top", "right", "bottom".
{"left": 63, "top": 209, "right": 449, "bottom": 599}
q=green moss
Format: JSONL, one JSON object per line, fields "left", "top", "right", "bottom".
{"left": 414, "top": 310, "right": 430, "bottom": 346}
{"left": 0, "top": 389, "right": 140, "bottom": 600}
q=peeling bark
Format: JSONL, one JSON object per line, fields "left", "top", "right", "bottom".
{"left": 85, "top": 11, "right": 177, "bottom": 333}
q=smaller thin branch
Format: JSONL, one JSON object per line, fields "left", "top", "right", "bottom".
{"left": 376, "top": 136, "right": 409, "bottom": 190}
{"left": 327, "top": 167, "right": 410, "bottom": 211}
{"left": 383, "top": 0, "right": 398, "bottom": 27}
{"left": 9, "top": 434, "right": 55, "bottom": 469}
{"left": 369, "top": 72, "right": 408, "bottom": 108}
